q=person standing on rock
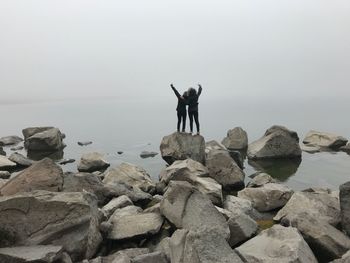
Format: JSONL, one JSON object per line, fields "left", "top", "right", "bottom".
{"left": 171, "top": 84, "right": 188, "bottom": 133}
{"left": 188, "top": 84, "right": 202, "bottom": 135}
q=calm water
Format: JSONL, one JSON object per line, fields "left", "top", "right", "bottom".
{"left": 1, "top": 96, "right": 349, "bottom": 190}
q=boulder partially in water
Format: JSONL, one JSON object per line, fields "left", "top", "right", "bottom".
{"left": 221, "top": 127, "right": 248, "bottom": 150}
{"left": 303, "top": 130, "right": 348, "bottom": 150}
{"left": 160, "top": 132, "right": 205, "bottom": 165}
{"left": 77, "top": 152, "right": 110, "bottom": 173}
{"left": 0, "top": 135, "right": 23, "bottom": 146}
{"left": 247, "top": 125, "right": 302, "bottom": 159}
{"left": 340, "top": 143, "right": 350, "bottom": 154}
{"left": 23, "top": 127, "right": 66, "bottom": 152}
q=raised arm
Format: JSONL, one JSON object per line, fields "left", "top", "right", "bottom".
{"left": 197, "top": 84, "right": 202, "bottom": 97}
{"left": 171, "top": 84, "right": 181, "bottom": 99}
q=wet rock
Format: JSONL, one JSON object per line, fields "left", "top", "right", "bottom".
{"left": 238, "top": 183, "right": 293, "bottom": 212}
{"left": 59, "top": 158, "right": 75, "bottom": 165}
{"left": 140, "top": 151, "right": 158, "bottom": 158}
{"left": 132, "top": 251, "right": 168, "bottom": 263}
{"left": 222, "top": 127, "right": 248, "bottom": 150}
{"left": 0, "top": 158, "right": 63, "bottom": 196}
{"left": 0, "top": 171, "right": 10, "bottom": 179}
{"left": 340, "top": 181, "right": 350, "bottom": 236}
{"left": 227, "top": 211, "right": 258, "bottom": 247}
{"left": 9, "top": 152, "right": 34, "bottom": 167}
{"left": 101, "top": 195, "right": 133, "bottom": 218}
{"left": 0, "top": 190, "right": 102, "bottom": 261}
{"left": 160, "top": 132, "right": 205, "bottom": 165}
{"left": 303, "top": 130, "right": 348, "bottom": 150}
{"left": 247, "top": 125, "right": 302, "bottom": 159}
{"left": 274, "top": 191, "right": 341, "bottom": 226}
{"left": 78, "top": 141, "right": 93, "bottom": 146}
{"left": 247, "top": 172, "right": 277, "bottom": 188}
{"left": 78, "top": 152, "right": 110, "bottom": 173}
{"left": 236, "top": 225, "right": 317, "bottom": 263}
{"left": 10, "top": 145, "right": 24, "bottom": 151}
{"left": 0, "top": 155, "right": 16, "bottom": 170}
{"left": 24, "top": 128, "right": 66, "bottom": 152}
{"left": 117, "top": 151, "right": 124, "bottom": 155}
{"left": 103, "top": 162, "right": 155, "bottom": 194}
{"left": 0, "top": 135, "right": 23, "bottom": 146}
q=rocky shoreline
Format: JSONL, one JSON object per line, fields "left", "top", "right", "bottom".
{"left": 0, "top": 125, "right": 349, "bottom": 262}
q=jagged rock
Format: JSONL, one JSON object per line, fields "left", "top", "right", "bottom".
{"left": 205, "top": 140, "right": 227, "bottom": 152}
{"left": 236, "top": 225, "right": 317, "bottom": 262}
{"left": 160, "top": 132, "right": 206, "bottom": 165}
{"left": 140, "top": 151, "right": 158, "bottom": 158}
{"left": 78, "top": 141, "right": 93, "bottom": 146}
{"left": 331, "top": 250, "right": 350, "bottom": 263}
{"left": 247, "top": 172, "right": 277, "bottom": 188}
{"left": 0, "top": 146, "right": 5, "bottom": 156}
{"left": 227, "top": 211, "right": 258, "bottom": 247}
{"left": 103, "top": 163, "right": 155, "bottom": 194}
{"left": 101, "top": 195, "right": 133, "bottom": 218}
{"left": 0, "top": 171, "right": 10, "bottom": 179}
{"left": 340, "top": 143, "right": 350, "bottom": 154}
{"left": 0, "top": 155, "right": 16, "bottom": 170}
{"left": 0, "top": 245, "right": 64, "bottom": 263}
{"left": 285, "top": 212, "right": 350, "bottom": 262}
{"left": 9, "top": 152, "right": 34, "bottom": 167}
{"left": 223, "top": 195, "right": 262, "bottom": 220}
{"left": 303, "top": 130, "right": 348, "bottom": 150}
{"left": 160, "top": 181, "right": 229, "bottom": 239}
{"left": 169, "top": 229, "right": 243, "bottom": 263}
{"left": 247, "top": 125, "right": 302, "bottom": 159}
{"left": 78, "top": 152, "right": 110, "bottom": 173}
{"left": 222, "top": 127, "right": 248, "bottom": 150}
{"left": 59, "top": 158, "right": 75, "bottom": 165}
{"left": 0, "top": 135, "right": 23, "bottom": 146}
{"left": 238, "top": 183, "right": 293, "bottom": 212}
{"left": 0, "top": 190, "right": 102, "bottom": 261}
{"left": 24, "top": 128, "right": 66, "bottom": 151}
{"left": 274, "top": 191, "right": 341, "bottom": 226}
{"left": 159, "top": 159, "right": 222, "bottom": 205}
{"left": 340, "top": 181, "right": 350, "bottom": 236}
{"left": 0, "top": 158, "right": 63, "bottom": 196}
{"left": 132, "top": 251, "right": 168, "bottom": 263}
{"left": 206, "top": 149, "right": 245, "bottom": 190}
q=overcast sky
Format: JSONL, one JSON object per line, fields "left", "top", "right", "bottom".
{"left": 0, "top": 0, "right": 349, "bottom": 102}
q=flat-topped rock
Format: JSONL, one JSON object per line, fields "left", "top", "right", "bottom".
{"left": 9, "top": 152, "right": 34, "bottom": 167}
{"left": 78, "top": 152, "right": 110, "bottom": 172}
{"left": 0, "top": 135, "right": 23, "bottom": 146}
{"left": 160, "top": 132, "right": 205, "bottom": 165}
{"left": 221, "top": 127, "right": 248, "bottom": 150}
{"left": 24, "top": 127, "right": 65, "bottom": 152}
{"left": 0, "top": 155, "right": 16, "bottom": 170}
{"left": 247, "top": 172, "right": 277, "bottom": 188}
{"left": 303, "top": 130, "right": 348, "bottom": 150}
{"left": 22, "top": 127, "right": 55, "bottom": 140}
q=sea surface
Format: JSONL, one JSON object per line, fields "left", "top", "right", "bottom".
{"left": 1, "top": 96, "right": 349, "bottom": 190}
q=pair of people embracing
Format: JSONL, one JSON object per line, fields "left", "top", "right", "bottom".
{"left": 171, "top": 83, "right": 202, "bottom": 135}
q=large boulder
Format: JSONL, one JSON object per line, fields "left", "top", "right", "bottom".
{"left": 103, "top": 162, "right": 155, "bottom": 194}
{"left": 247, "top": 125, "right": 302, "bottom": 159}
{"left": 274, "top": 190, "right": 341, "bottom": 226}
{"left": 0, "top": 156, "right": 16, "bottom": 170}
{"left": 0, "top": 158, "right": 63, "bottom": 196}
{"left": 24, "top": 127, "right": 65, "bottom": 152}
{"left": 0, "top": 135, "right": 23, "bottom": 146}
{"left": 221, "top": 127, "right": 248, "bottom": 150}
{"left": 160, "top": 181, "right": 229, "bottom": 240}
{"left": 160, "top": 132, "right": 206, "bottom": 165}
{"left": 238, "top": 183, "right": 293, "bottom": 212}
{"left": 303, "top": 130, "right": 348, "bottom": 150}
{"left": 22, "top": 127, "right": 55, "bottom": 140}
{"left": 159, "top": 159, "right": 223, "bottom": 205}
{"left": 235, "top": 225, "right": 317, "bottom": 263}
{"left": 169, "top": 229, "right": 243, "bottom": 263}
{"left": 206, "top": 149, "right": 245, "bottom": 190}
{"left": 0, "top": 190, "right": 102, "bottom": 261}
{"left": 340, "top": 181, "right": 350, "bottom": 236}
{"left": 77, "top": 152, "right": 110, "bottom": 173}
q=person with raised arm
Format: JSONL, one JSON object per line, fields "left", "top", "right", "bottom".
{"left": 187, "top": 84, "right": 202, "bottom": 135}
{"left": 170, "top": 83, "right": 188, "bottom": 133}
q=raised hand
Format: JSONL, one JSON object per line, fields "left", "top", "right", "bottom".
{"left": 170, "top": 83, "right": 174, "bottom": 88}
{"left": 198, "top": 83, "right": 202, "bottom": 88}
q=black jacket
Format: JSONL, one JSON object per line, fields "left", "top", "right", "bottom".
{"left": 188, "top": 87, "right": 202, "bottom": 113}
{"left": 171, "top": 86, "right": 187, "bottom": 113}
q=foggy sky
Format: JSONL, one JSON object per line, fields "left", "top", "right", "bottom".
{"left": 0, "top": 0, "right": 350, "bottom": 102}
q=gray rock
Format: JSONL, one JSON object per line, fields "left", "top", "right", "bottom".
{"left": 78, "top": 152, "right": 110, "bottom": 172}
{"left": 9, "top": 152, "right": 34, "bottom": 167}
{"left": 102, "top": 195, "right": 133, "bottom": 218}
{"left": 247, "top": 125, "right": 302, "bottom": 159}
{"left": 340, "top": 143, "right": 350, "bottom": 154}
{"left": 227, "top": 211, "right": 258, "bottom": 247}
{"left": 206, "top": 149, "right": 245, "bottom": 190}
{"left": 22, "top": 127, "right": 55, "bottom": 140}
{"left": 0, "top": 171, "right": 10, "bottom": 179}
{"left": 103, "top": 162, "right": 155, "bottom": 194}
{"left": 0, "top": 245, "right": 64, "bottom": 262}
{"left": 24, "top": 128, "right": 66, "bottom": 151}
{"left": 78, "top": 141, "right": 93, "bottom": 146}
{"left": 0, "top": 190, "right": 102, "bottom": 261}
{"left": 160, "top": 132, "right": 206, "bottom": 165}
{"left": 169, "top": 229, "right": 243, "bottom": 263}
{"left": 159, "top": 159, "right": 222, "bottom": 205}
{"left": 330, "top": 250, "right": 350, "bottom": 263}
{"left": 286, "top": 212, "right": 350, "bottom": 262}
{"left": 100, "top": 248, "right": 150, "bottom": 263}
{"left": 236, "top": 225, "right": 317, "bottom": 263}
{"left": 10, "top": 145, "right": 24, "bottom": 151}
{"left": 0, "top": 135, "right": 23, "bottom": 146}
{"left": 0, "top": 179, "right": 8, "bottom": 188}
{"left": 222, "top": 127, "right": 248, "bottom": 150}
{"left": 140, "top": 151, "right": 158, "bottom": 158}
{"left": 224, "top": 195, "right": 262, "bottom": 220}
{"left": 0, "top": 158, "right": 63, "bottom": 196}
{"left": 238, "top": 183, "right": 293, "bottom": 212}
{"left": 155, "top": 237, "right": 171, "bottom": 261}
{"left": 274, "top": 191, "right": 341, "bottom": 226}
{"left": 247, "top": 172, "right": 277, "bottom": 188}
{"left": 132, "top": 251, "right": 168, "bottom": 263}
{"left": 340, "top": 181, "right": 350, "bottom": 236}
{"left": 0, "top": 146, "right": 5, "bottom": 156}
{"left": 59, "top": 158, "right": 75, "bottom": 165}
{"left": 205, "top": 140, "right": 227, "bottom": 152}
{"left": 301, "top": 144, "right": 321, "bottom": 153}
{"left": 160, "top": 181, "right": 229, "bottom": 240}
{"left": 303, "top": 130, "right": 348, "bottom": 150}
{"left": 0, "top": 155, "right": 16, "bottom": 170}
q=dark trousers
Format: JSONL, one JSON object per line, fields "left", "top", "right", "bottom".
{"left": 177, "top": 111, "right": 187, "bottom": 132}
{"left": 189, "top": 111, "right": 200, "bottom": 133}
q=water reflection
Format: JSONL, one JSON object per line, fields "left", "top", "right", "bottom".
{"left": 248, "top": 158, "right": 302, "bottom": 182}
